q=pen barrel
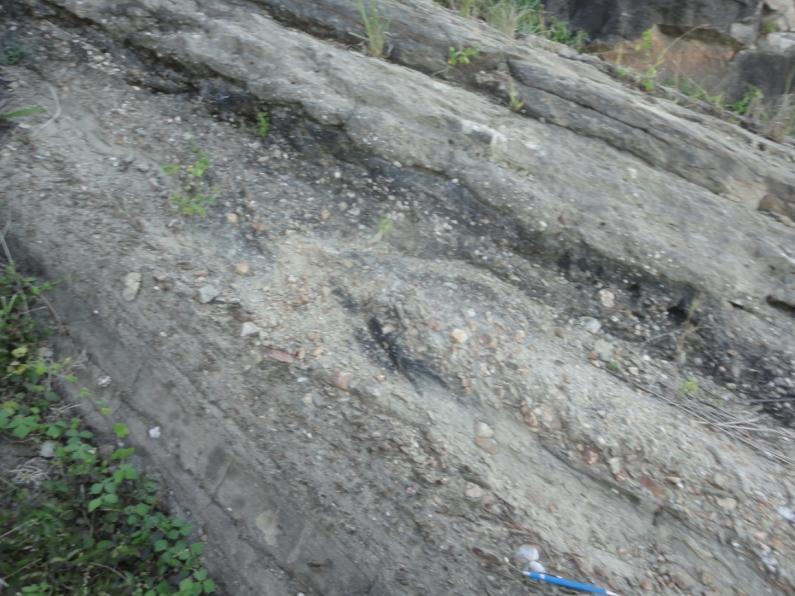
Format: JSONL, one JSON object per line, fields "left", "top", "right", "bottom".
{"left": 524, "top": 571, "right": 607, "bottom": 594}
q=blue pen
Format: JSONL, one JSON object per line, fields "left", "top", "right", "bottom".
{"left": 523, "top": 571, "right": 619, "bottom": 595}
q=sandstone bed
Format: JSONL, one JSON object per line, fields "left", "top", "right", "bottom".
{"left": 1, "top": 1, "right": 794, "bottom": 594}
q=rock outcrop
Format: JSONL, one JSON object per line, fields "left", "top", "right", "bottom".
{"left": 547, "top": 0, "right": 793, "bottom": 44}
{"left": 2, "top": 0, "right": 794, "bottom": 594}
{"left": 548, "top": 0, "right": 795, "bottom": 103}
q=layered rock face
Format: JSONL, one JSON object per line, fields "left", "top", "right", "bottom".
{"left": 547, "top": 0, "right": 793, "bottom": 43}
{"left": 2, "top": 0, "right": 794, "bottom": 595}
{"left": 546, "top": 0, "right": 768, "bottom": 42}
{"left": 547, "top": 0, "right": 795, "bottom": 101}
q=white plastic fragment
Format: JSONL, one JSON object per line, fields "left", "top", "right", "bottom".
{"left": 529, "top": 561, "right": 546, "bottom": 574}
{"left": 513, "top": 544, "right": 540, "bottom": 568}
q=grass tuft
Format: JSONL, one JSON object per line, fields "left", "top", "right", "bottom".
{"left": 162, "top": 147, "right": 219, "bottom": 217}
{"left": 356, "top": 0, "right": 390, "bottom": 58}
{"left": 439, "top": 0, "right": 588, "bottom": 49}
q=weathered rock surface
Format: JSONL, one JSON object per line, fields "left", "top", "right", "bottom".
{"left": 2, "top": 0, "right": 795, "bottom": 595}
{"left": 547, "top": 0, "right": 791, "bottom": 44}
{"left": 549, "top": 0, "right": 795, "bottom": 103}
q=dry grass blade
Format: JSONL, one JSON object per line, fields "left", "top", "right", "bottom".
{"left": 614, "top": 372, "right": 794, "bottom": 467}
{"left": 0, "top": 222, "right": 67, "bottom": 334}
{"left": 486, "top": 1, "right": 529, "bottom": 36}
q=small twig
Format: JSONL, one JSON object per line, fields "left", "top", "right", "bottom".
{"left": 35, "top": 290, "right": 67, "bottom": 335}
{"left": 0, "top": 222, "right": 15, "bottom": 265}
{"left": 0, "top": 221, "right": 67, "bottom": 334}
{"left": 37, "top": 83, "right": 62, "bottom": 131}
{"left": 3, "top": 557, "right": 41, "bottom": 581}
{"left": 0, "top": 518, "right": 34, "bottom": 541}
{"left": 616, "top": 372, "right": 793, "bottom": 466}
{"left": 88, "top": 562, "right": 129, "bottom": 582}
{"left": 748, "top": 397, "right": 795, "bottom": 404}
{"left": 641, "top": 330, "right": 675, "bottom": 347}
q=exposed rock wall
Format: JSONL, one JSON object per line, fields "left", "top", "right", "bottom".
{"left": 545, "top": 0, "right": 790, "bottom": 44}
{"left": 2, "top": 1, "right": 795, "bottom": 594}
{"left": 547, "top": 0, "right": 795, "bottom": 102}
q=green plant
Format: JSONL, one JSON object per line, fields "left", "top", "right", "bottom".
{"left": 0, "top": 263, "right": 216, "bottom": 595}
{"left": 162, "top": 147, "right": 219, "bottom": 217}
{"left": 672, "top": 293, "right": 701, "bottom": 366}
{"left": 729, "top": 86, "right": 764, "bottom": 116}
{"left": 668, "top": 77, "right": 726, "bottom": 110}
{"left": 450, "top": 0, "right": 482, "bottom": 18}
{"left": 448, "top": 45, "right": 480, "bottom": 66}
{"left": 0, "top": 264, "right": 55, "bottom": 376}
{"left": 539, "top": 14, "right": 588, "bottom": 50}
{"left": 631, "top": 25, "right": 711, "bottom": 95}
{"left": 372, "top": 216, "right": 394, "bottom": 241}
{"left": 633, "top": 27, "right": 675, "bottom": 92}
{"left": 508, "top": 86, "right": 525, "bottom": 112}
{"left": 256, "top": 112, "right": 270, "bottom": 138}
{"left": 436, "top": 1, "right": 587, "bottom": 50}
{"left": 762, "top": 21, "right": 780, "bottom": 35}
{"left": 515, "top": 0, "right": 588, "bottom": 50}
{"left": 680, "top": 377, "right": 700, "bottom": 396}
{"left": 355, "top": 0, "right": 390, "bottom": 58}
{"left": 635, "top": 27, "right": 654, "bottom": 53}
{"left": 754, "top": 68, "right": 795, "bottom": 141}
{"left": 0, "top": 105, "right": 45, "bottom": 121}
{"left": 760, "top": 93, "right": 795, "bottom": 141}
{"left": 0, "top": 43, "right": 24, "bottom": 66}
{"left": 486, "top": 0, "right": 530, "bottom": 36}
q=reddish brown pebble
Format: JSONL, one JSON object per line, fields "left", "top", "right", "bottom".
{"left": 264, "top": 349, "right": 295, "bottom": 364}
{"left": 583, "top": 448, "right": 600, "bottom": 465}
{"left": 335, "top": 372, "right": 353, "bottom": 391}
{"left": 474, "top": 436, "right": 498, "bottom": 455}
{"left": 639, "top": 476, "right": 668, "bottom": 499}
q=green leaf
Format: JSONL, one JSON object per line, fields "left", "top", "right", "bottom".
{"left": 190, "top": 542, "right": 204, "bottom": 556}
{"left": 202, "top": 579, "right": 216, "bottom": 593}
{"left": 193, "top": 569, "right": 208, "bottom": 581}
{"left": 11, "top": 345, "right": 28, "bottom": 358}
{"left": 103, "top": 493, "right": 119, "bottom": 505}
{"left": 179, "top": 578, "right": 195, "bottom": 592}
{"left": 154, "top": 539, "right": 168, "bottom": 552}
{"left": 88, "top": 497, "right": 104, "bottom": 512}
{"left": 99, "top": 406, "right": 112, "bottom": 417}
{"left": 0, "top": 105, "right": 46, "bottom": 121}
{"left": 111, "top": 447, "right": 135, "bottom": 460}
{"left": 113, "top": 423, "right": 129, "bottom": 439}
{"left": 46, "top": 423, "right": 64, "bottom": 438}
{"left": 134, "top": 503, "right": 150, "bottom": 516}
{"left": 90, "top": 482, "right": 104, "bottom": 495}
{"left": 11, "top": 415, "right": 39, "bottom": 438}
{"left": 121, "top": 464, "right": 140, "bottom": 480}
